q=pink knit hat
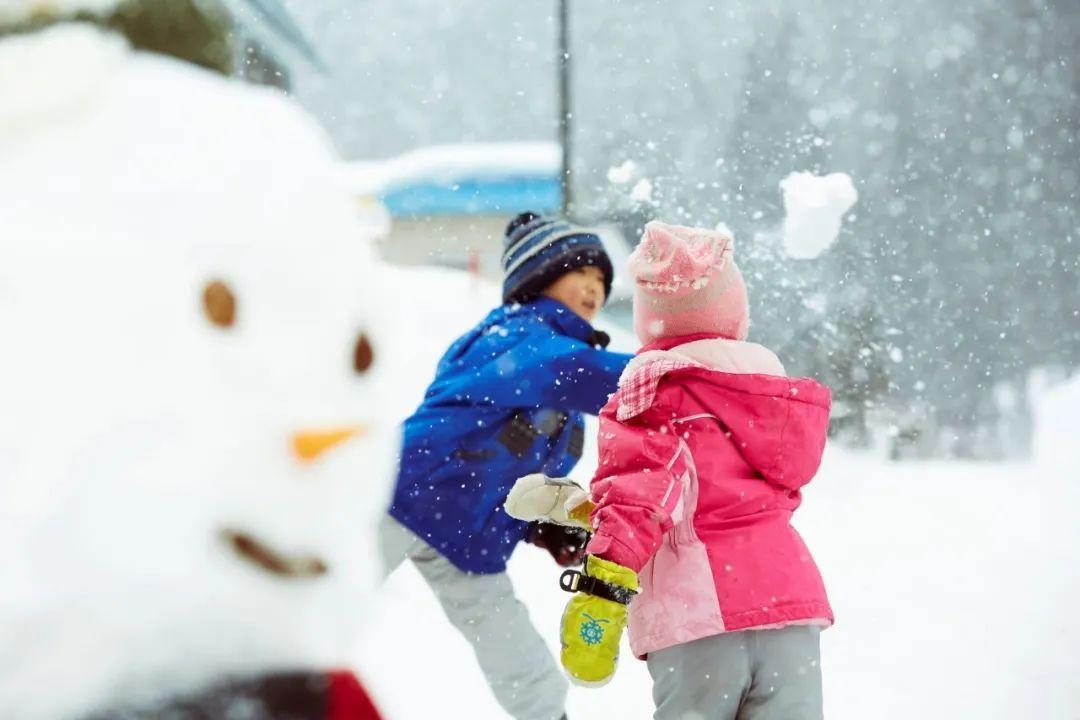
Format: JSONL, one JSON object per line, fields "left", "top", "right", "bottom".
{"left": 629, "top": 221, "right": 749, "bottom": 344}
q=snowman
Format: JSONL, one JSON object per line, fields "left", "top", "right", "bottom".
{"left": 0, "top": 3, "right": 391, "bottom": 717}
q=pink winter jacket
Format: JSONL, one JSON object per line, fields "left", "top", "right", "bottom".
{"left": 586, "top": 333, "right": 833, "bottom": 658}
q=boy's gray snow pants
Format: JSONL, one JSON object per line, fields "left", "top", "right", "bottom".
{"left": 378, "top": 515, "right": 567, "bottom": 720}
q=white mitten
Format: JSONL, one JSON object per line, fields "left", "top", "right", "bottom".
{"left": 505, "top": 474, "right": 594, "bottom": 530}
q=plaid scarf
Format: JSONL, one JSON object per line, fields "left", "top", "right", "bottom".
{"left": 616, "top": 351, "right": 704, "bottom": 421}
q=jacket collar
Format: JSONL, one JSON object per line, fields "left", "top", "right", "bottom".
{"left": 508, "top": 297, "right": 595, "bottom": 342}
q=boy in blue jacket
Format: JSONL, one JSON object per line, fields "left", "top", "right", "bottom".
{"left": 380, "top": 212, "right": 632, "bottom": 720}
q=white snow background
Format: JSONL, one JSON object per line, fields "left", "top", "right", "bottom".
{"left": 0, "top": 20, "right": 1077, "bottom": 720}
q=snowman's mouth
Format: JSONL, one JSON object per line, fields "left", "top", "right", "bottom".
{"left": 220, "top": 528, "right": 328, "bottom": 579}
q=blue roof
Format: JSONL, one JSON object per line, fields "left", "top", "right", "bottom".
{"left": 381, "top": 176, "right": 562, "bottom": 218}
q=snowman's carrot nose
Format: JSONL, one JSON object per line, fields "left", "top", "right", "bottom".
{"left": 292, "top": 425, "right": 366, "bottom": 462}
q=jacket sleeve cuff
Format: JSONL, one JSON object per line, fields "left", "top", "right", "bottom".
{"left": 586, "top": 531, "right": 645, "bottom": 573}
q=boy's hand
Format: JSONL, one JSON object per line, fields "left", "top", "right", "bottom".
{"left": 505, "top": 473, "right": 595, "bottom": 530}
{"left": 559, "top": 555, "right": 638, "bottom": 686}
{"left": 526, "top": 522, "right": 589, "bottom": 567}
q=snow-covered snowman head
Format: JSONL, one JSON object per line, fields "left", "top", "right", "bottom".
{"left": 0, "top": 15, "right": 393, "bottom": 718}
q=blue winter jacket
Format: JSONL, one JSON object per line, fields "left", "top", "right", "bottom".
{"left": 390, "top": 297, "right": 632, "bottom": 573}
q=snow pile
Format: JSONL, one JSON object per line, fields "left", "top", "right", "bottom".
{"left": 1033, "top": 372, "right": 1080, "bottom": 469}
{"left": 0, "top": 26, "right": 395, "bottom": 718}
{"left": 780, "top": 171, "right": 858, "bottom": 259}
{"left": 339, "top": 141, "right": 560, "bottom": 196}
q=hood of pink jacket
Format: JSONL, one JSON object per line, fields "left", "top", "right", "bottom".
{"left": 623, "top": 334, "right": 831, "bottom": 490}
{"left": 688, "top": 370, "right": 831, "bottom": 490}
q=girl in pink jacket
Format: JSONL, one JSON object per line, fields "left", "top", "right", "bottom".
{"left": 510, "top": 221, "right": 832, "bottom": 719}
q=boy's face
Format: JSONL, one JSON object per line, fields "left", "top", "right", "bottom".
{"left": 541, "top": 265, "right": 606, "bottom": 322}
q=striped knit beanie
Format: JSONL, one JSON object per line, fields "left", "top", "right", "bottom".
{"left": 501, "top": 212, "right": 614, "bottom": 304}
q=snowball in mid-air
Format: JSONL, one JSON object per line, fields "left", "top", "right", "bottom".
{"left": 606, "top": 159, "right": 637, "bottom": 185}
{"left": 779, "top": 171, "right": 858, "bottom": 259}
{"left": 631, "top": 177, "right": 654, "bottom": 204}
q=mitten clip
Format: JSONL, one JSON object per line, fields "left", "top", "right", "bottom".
{"left": 559, "top": 568, "right": 637, "bottom": 606}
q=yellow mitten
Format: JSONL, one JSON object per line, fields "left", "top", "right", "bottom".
{"left": 559, "top": 555, "right": 638, "bottom": 687}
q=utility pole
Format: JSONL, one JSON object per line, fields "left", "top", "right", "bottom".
{"left": 557, "top": 0, "right": 572, "bottom": 218}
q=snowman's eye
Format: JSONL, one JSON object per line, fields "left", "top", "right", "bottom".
{"left": 353, "top": 332, "right": 374, "bottom": 374}
{"left": 202, "top": 279, "right": 236, "bottom": 328}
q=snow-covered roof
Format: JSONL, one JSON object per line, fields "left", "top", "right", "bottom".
{"left": 339, "top": 141, "right": 562, "bottom": 218}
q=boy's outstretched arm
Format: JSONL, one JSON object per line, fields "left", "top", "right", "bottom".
{"left": 434, "top": 332, "right": 632, "bottom": 415}
{"left": 500, "top": 333, "right": 631, "bottom": 413}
